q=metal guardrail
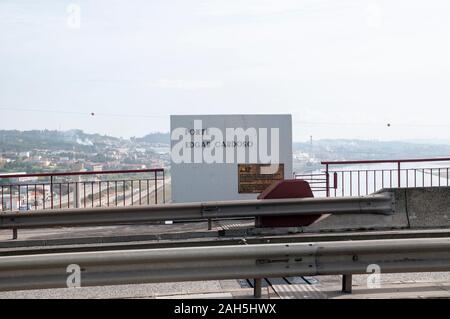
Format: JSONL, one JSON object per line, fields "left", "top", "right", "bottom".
{"left": 1, "top": 237, "right": 449, "bottom": 295}
{"left": 0, "top": 195, "right": 394, "bottom": 236}
{"left": 2, "top": 228, "right": 450, "bottom": 257}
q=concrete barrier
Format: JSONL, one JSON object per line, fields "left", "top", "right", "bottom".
{"left": 303, "top": 187, "right": 450, "bottom": 232}
{"left": 395, "top": 187, "right": 450, "bottom": 229}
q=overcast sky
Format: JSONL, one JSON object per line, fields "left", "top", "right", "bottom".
{"left": 1, "top": 0, "right": 450, "bottom": 141}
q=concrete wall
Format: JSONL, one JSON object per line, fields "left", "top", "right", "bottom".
{"left": 395, "top": 187, "right": 450, "bottom": 229}
{"left": 170, "top": 114, "right": 292, "bottom": 203}
{"left": 303, "top": 187, "right": 450, "bottom": 232}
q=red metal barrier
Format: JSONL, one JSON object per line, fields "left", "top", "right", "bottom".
{"left": 295, "top": 157, "right": 450, "bottom": 197}
{"left": 0, "top": 168, "right": 165, "bottom": 211}
{"left": 256, "top": 179, "right": 324, "bottom": 227}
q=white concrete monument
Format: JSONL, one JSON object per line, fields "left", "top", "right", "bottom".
{"left": 170, "top": 114, "right": 292, "bottom": 203}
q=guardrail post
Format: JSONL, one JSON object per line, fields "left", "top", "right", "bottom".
{"left": 325, "top": 164, "right": 330, "bottom": 197}
{"left": 342, "top": 274, "right": 352, "bottom": 293}
{"left": 74, "top": 181, "right": 80, "bottom": 208}
{"left": 162, "top": 170, "right": 166, "bottom": 203}
{"left": 12, "top": 228, "right": 18, "bottom": 240}
{"left": 208, "top": 218, "right": 212, "bottom": 230}
{"left": 50, "top": 175, "right": 54, "bottom": 209}
{"left": 255, "top": 216, "right": 261, "bottom": 227}
{"left": 254, "top": 278, "right": 262, "bottom": 298}
{"left": 397, "top": 161, "right": 401, "bottom": 187}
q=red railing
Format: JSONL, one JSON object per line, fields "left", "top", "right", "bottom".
{"left": 295, "top": 157, "right": 450, "bottom": 197}
{"left": 0, "top": 168, "right": 165, "bottom": 211}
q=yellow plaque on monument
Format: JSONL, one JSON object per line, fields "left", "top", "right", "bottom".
{"left": 238, "top": 164, "right": 284, "bottom": 193}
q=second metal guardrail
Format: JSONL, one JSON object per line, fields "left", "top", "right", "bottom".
{"left": 0, "top": 237, "right": 449, "bottom": 297}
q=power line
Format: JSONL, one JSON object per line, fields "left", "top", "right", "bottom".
{"left": 294, "top": 121, "right": 450, "bottom": 128}
{"left": 0, "top": 107, "right": 166, "bottom": 119}
{"left": 1, "top": 107, "right": 449, "bottom": 128}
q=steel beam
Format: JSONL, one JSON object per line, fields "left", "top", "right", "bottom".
{"left": 0, "top": 194, "right": 394, "bottom": 230}
{"left": 2, "top": 228, "right": 450, "bottom": 257}
{"left": 1, "top": 237, "right": 450, "bottom": 292}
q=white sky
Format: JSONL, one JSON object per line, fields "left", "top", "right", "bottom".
{"left": 1, "top": 0, "right": 450, "bottom": 141}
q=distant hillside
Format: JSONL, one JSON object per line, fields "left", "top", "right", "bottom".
{"left": 294, "top": 139, "right": 450, "bottom": 161}
{"left": 0, "top": 129, "right": 119, "bottom": 153}
{"left": 0, "top": 130, "right": 172, "bottom": 154}
{"left": 2, "top": 129, "right": 450, "bottom": 161}
{"left": 135, "top": 132, "right": 170, "bottom": 144}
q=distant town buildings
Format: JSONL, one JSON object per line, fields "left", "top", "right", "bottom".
{"left": 0, "top": 131, "right": 170, "bottom": 174}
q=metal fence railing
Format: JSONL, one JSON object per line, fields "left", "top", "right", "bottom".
{"left": 0, "top": 169, "right": 165, "bottom": 212}
{"left": 2, "top": 237, "right": 450, "bottom": 296}
{"left": 295, "top": 157, "right": 450, "bottom": 197}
